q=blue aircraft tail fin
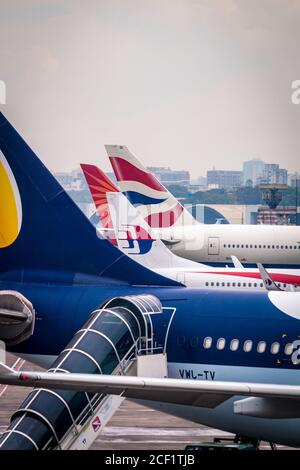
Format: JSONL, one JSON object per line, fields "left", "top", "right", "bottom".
{"left": 0, "top": 112, "right": 179, "bottom": 286}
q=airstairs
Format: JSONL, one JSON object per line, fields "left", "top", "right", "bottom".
{"left": 59, "top": 347, "right": 167, "bottom": 450}
{"left": 0, "top": 295, "right": 168, "bottom": 450}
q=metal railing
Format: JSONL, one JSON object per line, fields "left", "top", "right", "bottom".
{"left": 51, "top": 334, "right": 163, "bottom": 450}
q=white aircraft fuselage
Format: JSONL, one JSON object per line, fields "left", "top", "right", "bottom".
{"left": 156, "top": 224, "right": 300, "bottom": 268}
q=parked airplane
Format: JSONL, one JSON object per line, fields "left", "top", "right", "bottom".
{"left": 81, "top": 163, "right": 300, "bottom": 291}
{"left": 106, "top": 145, "right": 300, "bottom": 269}
{"left": 1, "top": 113, "right": 300, "bottom": 450}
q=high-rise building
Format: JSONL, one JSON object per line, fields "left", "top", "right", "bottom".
{"left": 206, "top": 170, "right": 242, "bottom": 189}
{"left": 277, "top": 168, "right": 288, "bottom": 185}
{"left": 243, "top": 159, "right": 288, "bottom": 186}
{"left": 260, "top": 164, "right": 288, "bottom": 185}
{"left": 262, "top": 164, "right": 280, "bottom": 184}
{"left": 242, "top": 159, "right": 265, "bottom": 186}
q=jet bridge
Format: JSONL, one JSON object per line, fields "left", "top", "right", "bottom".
{"left": 0, "top": 294, "right": 167, "bottom": 450}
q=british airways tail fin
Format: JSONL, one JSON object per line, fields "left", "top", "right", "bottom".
{"left": 82, "top": 164, "right": 200, "bottom": 270}
{"left": 0, "top": 112, "right": 178, "bottom": 286}
{"left": 106, "top": 145, "right": 198, "bottom": 230}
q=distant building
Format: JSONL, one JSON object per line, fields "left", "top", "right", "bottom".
{"left": 277, "top": 168, "right": 288, "bottom": 185}
{"left": 262, "top": 164, "right": 279, "bottom": 184}
{"left": 147, "top": 166, "right": 190, "bottom": 187}
{"left": 243, "top": 159, "right": 288, "bottom": 186}
{"left": 195, "top": 176, "right": 207, "bottom": 188}
{"left": 242, "top": 159, "right": 265, "bottom": 186}
{"left": 206, "top": 170, "right": 242, "bottom": 190}
{"left": 54, "top": 168, "right": 86, "bottom": 191}
{"left": 188, "top": 184, "right": 203, "bottom": 194}
{"left": 54, "top": 171, "right": 73, "bottom": 188}
{"left": 289, "top": 172, "right": 300, "bottom": 187}
{"left": 259, "top": 164, "right": 288, "bottom": 185}
{"left": 257, "top": 206, "right": 298, "bottom": 225}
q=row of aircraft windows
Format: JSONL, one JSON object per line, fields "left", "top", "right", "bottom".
{"left": 206, "top": 281, "right": 263, "bottom": 288}
{"left": 224, "top": 243, "right": 300, "bottom": 250}
{"left": 205, "top": 281, "right": 290, "bottom": 289}
{"left": 203, "top": 337, "right": 293, "bottom": 355}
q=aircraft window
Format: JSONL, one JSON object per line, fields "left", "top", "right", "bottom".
{"left": 285, "top": 343, "right": 293, "bottom": 355}
{"left": 281, "top": 245, "right": 284, "bottom": 249}
{"left": 250, "top": 245, "right": 253, "bottom": 248}
{"left": 228, "top": 244, "right": 231, "bottom": 248}
{"left": 232, "top": 282, "right": 236, "bottom": 287}
{"left": 221, "top": 282, "right": 225, "bottom": 286}
{"left": 295, "top": 246, "right": 297, "bottom": 249}
{"left": 237, "top": 283, "right": 241, "bottom": 287}
{"left": 260, "top": 283, "right": 263, "bottom": 287}
{"left": 272, "top": 245, "right": 275, "bottom": 249}
{"left": 276, "top": 245, "right": 279, "bottom": 249}
{"left": 271, "top": 342, "right": 280, "bottom": 354}
{"left": 267, "top": 245, "right": 270, "bottom": 249}
{"left": 248, "top": 283, "right": 251, "bottom": 287}
{"left": 216, "top": 282, "right": 220, "bottom": 287}
{"left": 263, "top": 245, "right": 266, "bottom": 249}
{"left": 254, "top": 245, "right": 257, "bottom": 248}
{"left": 237, "top": 244, "right": 240, "bottom": 248}
{"left": 243, "top": 340, "right": 253, "bottom": 352}
{"left": 203, "top": 337, "right": 212, "bottom": 349}
{"left": 283, "top": 284, "right": 286, "bottom": 288}
{"left": 217, "top": 338, "right": 226, "bottom": 350}
{"left": 211, "top": 282, "right": 215, "bottom": 286}
{"left": 241, "top": 244, "right": 244, "bottom": 248}
{"left": 290, "top": 246, "right": 292, "bottom": 249}
{"left": 254, "top": 283, "right": 257, "bottom": 287}
{"left": 224, "top": 244, "right": 226, "bottom": 248}
{"left": 232, "top": 244, "right": 235, "bottom": 248}
{"left": 257, "top": 341, "right": 266, "bottom": 353}
{"left": 245, "top": 245, "right": 248, "bottom": 248}
{"left": 230, "top": 339, "right": 239, "bottom": 351}
{"left": 259, "top": 245, "right": 262, "bottom": 248}
{"left": 227, "top": 282, "right": 230, "bottom": 287}
{"left": 243, "top": 283, "right": 246, "bottom": 287}
{"left": 205, "top": 282, "right": 209, "bottom": 286}
{"left": 285, "top": 246, "right": 288, "bottom": 249}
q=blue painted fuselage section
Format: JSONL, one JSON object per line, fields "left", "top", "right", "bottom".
{"left": 1, "top": 274, "right": 298, "bottom": 372}
{"left": 2, "top": 274, "right": 300, "bottom": 446}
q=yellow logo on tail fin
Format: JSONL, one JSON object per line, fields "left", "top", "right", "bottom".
{"left": 0, "top": 151, "right": 22, "bottom": 248}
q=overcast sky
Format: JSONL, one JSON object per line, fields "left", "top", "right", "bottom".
{"left": 0, "top": 0, "right": 300, "bottom": 177}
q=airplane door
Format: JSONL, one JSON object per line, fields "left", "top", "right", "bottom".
{"left": 208, "top": 237, "right": 220, "bottom": 255}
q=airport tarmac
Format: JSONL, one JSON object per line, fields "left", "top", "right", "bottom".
{"left": 0, "top": 354, "right": 293, "bottom": 450}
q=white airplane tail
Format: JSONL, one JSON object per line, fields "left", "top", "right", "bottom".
{"left": 81, "top": 164, "right": 201, "bottom": 270}
{"left": 106, "top": 145, "right": 198, "bottom": 232}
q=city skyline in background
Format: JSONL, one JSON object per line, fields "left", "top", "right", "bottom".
{"left": 55, "top": 155, "right": 300, "bottom": 227}
{"left": 54, "top": 157, "right": 299, "bottom": 193}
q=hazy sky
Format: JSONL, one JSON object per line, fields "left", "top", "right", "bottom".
{"left": 0, "top": 0, "right": 300, "bottom": 177}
